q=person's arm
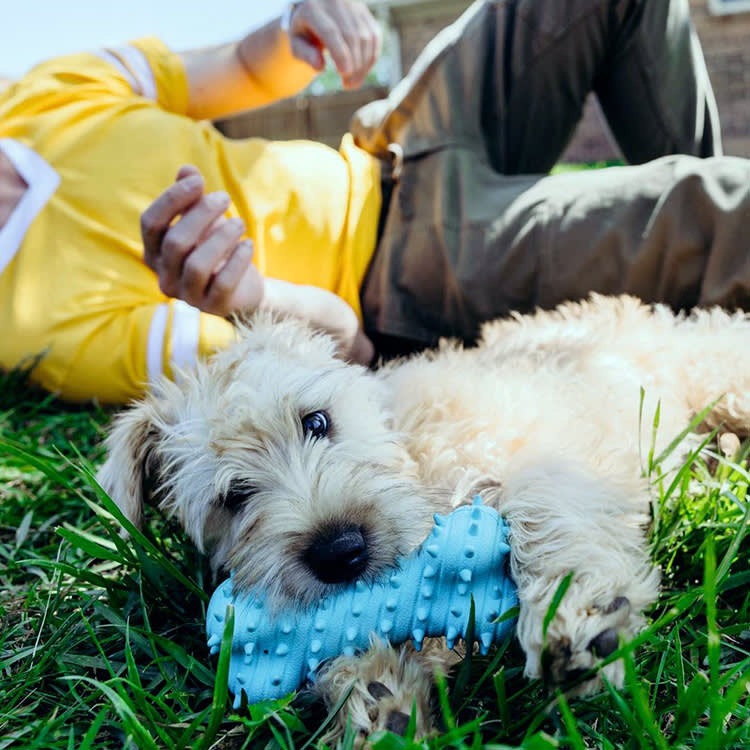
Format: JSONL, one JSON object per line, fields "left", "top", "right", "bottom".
{"left": 140, "top": 166, "right": 374, "bottom": 366}
{"left": 181, "top": 0, "right": 381, "bottom": 121}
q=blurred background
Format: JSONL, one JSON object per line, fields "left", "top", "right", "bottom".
{"left": 1, "top": 1, "right": 287, "bottom": 79}
{"left": 2, "top": 0, "right": 749, "bottom": 160}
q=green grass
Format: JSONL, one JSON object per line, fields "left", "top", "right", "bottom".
{"left": 1, "top": 367, "right": 749, "bottom": 750}
{"left": 551, "top": 161, "right": 625, "bottom": 174}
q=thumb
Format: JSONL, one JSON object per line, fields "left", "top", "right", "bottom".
{"left": 290, "top": 35, "right": 326, "bottom": 71}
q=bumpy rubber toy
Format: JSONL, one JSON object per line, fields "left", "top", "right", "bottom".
{"left": 206, "top": 498, "right": 517, "bottom": 706}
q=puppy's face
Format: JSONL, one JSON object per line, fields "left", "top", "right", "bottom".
{"left": 98, "top": 315, "right": 434, "bottom": 607}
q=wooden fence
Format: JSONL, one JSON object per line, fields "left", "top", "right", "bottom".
{"left": 215, "top": 86, "right": 388, "bottom": 149}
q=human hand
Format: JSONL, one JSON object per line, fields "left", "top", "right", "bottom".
{"left": 287, "top": 0, "right": 382, "bottom": 89}
{"left": 262, "top": 278, "right": 375, "bottom": 366}
{"left": 141, "top": 165, "right": 264, "bottom": 318}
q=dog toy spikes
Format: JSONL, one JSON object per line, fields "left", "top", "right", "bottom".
{"left": 206, "top": 498, "right": 518, "bottom": 706}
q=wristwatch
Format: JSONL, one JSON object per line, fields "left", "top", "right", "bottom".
{"left": 281, "top": 1, "right": 305, "bottom": 34}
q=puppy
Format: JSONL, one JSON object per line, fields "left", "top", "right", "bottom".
{"left": 98, "top": 294, "right": 750, "bottom": 738}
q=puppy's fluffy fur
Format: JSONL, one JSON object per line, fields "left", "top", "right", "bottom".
{"left": 98, "top": 295, "right": 750, "bottom": 738}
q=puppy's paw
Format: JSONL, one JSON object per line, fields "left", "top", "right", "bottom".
{"left": 314, "top": 638, "right": 447, "bottom": 743}
{"left": 539, "top": 595, "right": 632, "bottom": 693}
{"left": 518, "top": 582, "right": 648, "bottom": 695}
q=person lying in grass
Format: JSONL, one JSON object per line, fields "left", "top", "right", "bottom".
{"left": 0, "top": 0, "right": 748, "bottom": 403}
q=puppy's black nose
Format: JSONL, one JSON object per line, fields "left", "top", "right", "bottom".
{"left": 305, "top": 525, "right": 369, "bottom": 583}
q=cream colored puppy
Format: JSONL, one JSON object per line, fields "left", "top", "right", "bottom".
{"left": 98, "top": 294, "right": 750, "bottom": 738}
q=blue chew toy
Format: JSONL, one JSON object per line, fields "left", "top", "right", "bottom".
{"left": 206, "top": 498, "right": 517, "bottom": 706}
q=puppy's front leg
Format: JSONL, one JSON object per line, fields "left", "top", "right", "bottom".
{"left": 496, "top": 458, "right": 661, "bottom": 693}
{"left": 315, "top": 638, "right": 453, "bottom": 742}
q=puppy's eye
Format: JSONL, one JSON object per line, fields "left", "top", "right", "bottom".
{"left": 301, "top": 410, "right": 330, "bottom": 439}
{"left": 219, "top": 485, "right": 257, "bottom": 513}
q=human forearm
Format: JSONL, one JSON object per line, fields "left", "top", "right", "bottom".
{"left": 140, "top": 168, "right": 374, "bottom": 365}
{"left": 181, "top": 18, "right": 317, "bottom": 121}
{"left": 180, "top": 0, "right": 381, "bottom": 121}
{"left": 261, "top": 279, "right": 374, "bottom": 365}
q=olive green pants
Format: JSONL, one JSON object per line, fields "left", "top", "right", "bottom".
{"left": 352, "top": 0, "right": 749, "bottom": 346}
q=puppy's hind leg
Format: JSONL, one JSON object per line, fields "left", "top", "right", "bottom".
{"left": 492, "top": 457, "right": 660, "bottom": 694}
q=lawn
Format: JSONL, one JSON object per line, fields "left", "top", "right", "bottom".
{"left": 0, "top": 363, "right": 748, "bottom": 749}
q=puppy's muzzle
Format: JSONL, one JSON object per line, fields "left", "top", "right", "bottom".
{"left": 305, "top": 525, "right": 369, "bottom": 583}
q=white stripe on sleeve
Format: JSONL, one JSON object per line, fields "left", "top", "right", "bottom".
{"left": 146, "top": 303, "right": 169, "bottom": 384}
{"left": 94, "top": 44, "right": 158, "bottom": 100}
{"left": 170, "top": 300, "right": 201, "bottom": 376}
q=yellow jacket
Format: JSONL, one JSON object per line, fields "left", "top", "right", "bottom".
{"left": 0, "top": 38, "right": 381, "bottom": 402}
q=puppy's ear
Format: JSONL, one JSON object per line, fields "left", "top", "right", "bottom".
{"left": 97, "top": 400, "right": 168, "bottom": 529}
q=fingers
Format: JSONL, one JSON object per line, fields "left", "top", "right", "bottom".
{"left": 358, "top": 4, "right": 382, "bottom": 82}
{"left": 342, "top": 2, "right": 381, "bottom": 89}
{"left": 176, "top": 164, "right": 202, "bottom": 181}
{"left": 204, "top": 240, "right": 265, "bottom": 316}
{"left": 335, "top": 8, "right": 365, "bottom": 88}
{"left": 177, "top": 214, "right": 245, "bottom": 304}
{"left": 141, "top": 169, "right": 204, "bottom": 271}
{"left": 158, "top": 191, "right": 232, "bottom": 293}
{"left": 290, "top": 0, "right": 381, "bottom": 89}
{"left": 290, "top": 34, "right": 326, "bottom": 71}
{"left": 141, "top": 167, "right": 265, "bottom": 318}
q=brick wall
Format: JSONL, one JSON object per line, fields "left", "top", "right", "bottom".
{"left": 391, "top": 1, "right": 469, "bottom": 70}
{"left": 562, "top": 0, "right": 750, "bottom": 161}
{"left": 689, "top": 0, "right": 750, "bottom": 156}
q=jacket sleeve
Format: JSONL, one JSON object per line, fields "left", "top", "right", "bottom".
{"left": 4, "top": 37, "right": 190, "bottom": 117}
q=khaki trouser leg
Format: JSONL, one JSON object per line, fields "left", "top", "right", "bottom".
{"left": 353, "top": 0, "right": 720, "bottom": 171}
{"left": 363, "top": 150, "right": 750, "bottom": 345}
{"left": 353, "top": 0, "right": 745, "bottom": 346}
{"left": 532, "top": 157, "right": 750, "bottom": 313}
